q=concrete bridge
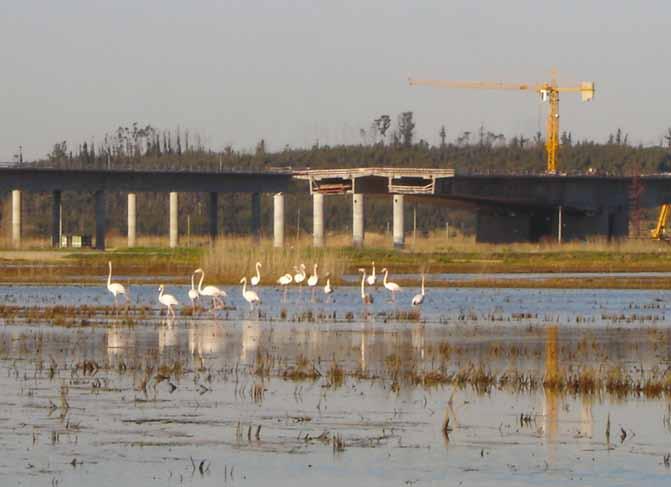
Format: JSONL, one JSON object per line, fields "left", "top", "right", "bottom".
{"left": 298, "top": 169, "right": 671, "bottom": 244}
{"left": 3, "top": 166, "right": 671, "bottom": 248}
{"left": 0, "top": 167, "right": 291, "bottom": 250}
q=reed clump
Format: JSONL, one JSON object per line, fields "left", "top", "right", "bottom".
{"left": 201, "top": 236, "right": 350, "bottom": 283}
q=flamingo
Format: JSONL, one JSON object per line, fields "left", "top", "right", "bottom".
{"left": 107, "top": 261, "right": 128, "bottom": 307}
{"left": 240, "top": 277, "right": 261, "bottom": 311}
{"left": 188, "top": 271, "right": 199, "bottom": 312}
{"left": 381, "top": 268, "right": 401, "bottom": 303}
{"left": 277, "top": 273, "right": 293, "bottom": 302}
{"left": 323, "top": 273, "right": 334, "bottom": 302}
{"left": 358, "top": 268, "right": 374, "bottom": 305}
{"left": 158, "top": 285, "right": 179, "bottom": 318}
{"left": 193, "top": 268, "right": 227, "bottom": 309}
{"left": 307, "top": 263, "right": 319, "bottom": 301}
{"left": 366, "top": 261, "right": 376, "bottom": 286}
{"left": 250, "top": 262, "right": 262, "bottom": 287}
{"left": 412, "top": 274, "right": 426, "bottom": 307}
{"left": 294, "top": 264, "right": 307, "bottom": 299}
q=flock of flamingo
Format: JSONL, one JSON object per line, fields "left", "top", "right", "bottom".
{"left": 107, "top": 260, "right": 426, "bottom": 318}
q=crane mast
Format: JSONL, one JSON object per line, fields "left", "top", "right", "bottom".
{"left": 409, "top": 71, "right": 594, "bottom": 174}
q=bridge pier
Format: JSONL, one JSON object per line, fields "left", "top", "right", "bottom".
{"left": 313, "top": 193, "right": 324, "bottom": 247}
{"left": 169, "top": 192, "right": 178, "bottom": 248}
{"left": 52, "top": 190, "right": 62, "bottom": 248}
{"left": 251, "top": 192, "right": 261, "bottom": 240}
{"left": 273, "top": 193, "right": 284, "bottom": 248}
{"left": 352, "top": 194, "right": 365, "bottom": 248}
{"left": 95, "top": 190, "right": 106, "bottom": 250}
{"left": 208, "top": 192, "right": 218, "bottom": 243}
{"left": 393, "top": 194, "right": 405, "bottom": 248}
{"left": 11, "top": 189, "right": 21, "bottom": 248}
{"left": 127, "top": 193, "right": 136, "bottom": 248}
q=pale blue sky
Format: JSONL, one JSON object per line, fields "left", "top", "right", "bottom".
{"left": 1, "top": 0, "right": 669, "bottom": 161}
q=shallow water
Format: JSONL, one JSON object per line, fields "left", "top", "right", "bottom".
{"left": 343, "top": 271, "right": 671, "bottom": 282}
{"left": 0, "top": 282, "right": 668, "bottom": 326}
{"left": 1, "top": 284, "right": 671, "bottom": 486}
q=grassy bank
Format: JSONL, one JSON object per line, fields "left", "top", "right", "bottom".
{"left": 1, "top": 233, "right": 671, "bottom": 287}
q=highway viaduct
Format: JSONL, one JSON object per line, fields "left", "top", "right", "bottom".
{"left": 2, "top": 166, "right": 671, "bottom": 248}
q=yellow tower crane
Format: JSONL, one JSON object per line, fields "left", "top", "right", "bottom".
{"left": 409, "top": 71, "right": 595, "bottom": 174}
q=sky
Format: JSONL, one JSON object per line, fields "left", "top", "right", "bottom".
{"left": 1, "top": 0, "right": 670, "bottom": 161}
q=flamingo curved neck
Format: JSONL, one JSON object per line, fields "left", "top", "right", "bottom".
{"left": 191, "top": 273, "right": 196, "bottom": 290}
{"left": 360, "top": 272, "right": 366, "bottom": 298}
{"left": 197, "top": 270, "right": 205, "bottom": 293}
{"left": 421, "top": 276, "right": 425, "bottom": 295}
{"left": 241, "top": 278, "right": 247, "bottom": 295}
{"left": 107, "top": 263, "right": 112, "bottom": 288}
{"left": 383, "top": 269, "right": 389, "bottom": 286}
{"left": 255, "top": 263, "right": 261, "bottom": 280}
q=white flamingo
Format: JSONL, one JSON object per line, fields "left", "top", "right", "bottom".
{"left": 188, "top": 271, "right": 199, "bottom": 312}
{"left": 412, "top": 274, "right": 426, "bottom": 307}
{"left": 277, "top": 273, "right": 293, "bottom": 302}
{"left": 323, "top": 273, "right": 334, "bottom": 302}
{"left": 358, "top": 268, "right": 374, "bottom": 305}
{"left": 240, "top": 277, "right": 261, "bottom": 311}
{"left": 381, "top": 268, "right": 401, "bottom": 303}
{"left": 158, "top": 285, "right": 179, "bottom": 318}
{"left": 366, "top": 261, "right": 376, "bottom": 286}
{"left": 194, "top": 268, "right": 227, "bottom": 309}
{"left": 307, "top": 263, "right": 319, "bottom": 301}
{"left": 107, "top": 261, "right": 128, "bottom": 307}
{"left": 294, "top": 264, "right": 307, "bottom": 299}
{"left": 250, "top": 262, "right": 262, "bottom": 287}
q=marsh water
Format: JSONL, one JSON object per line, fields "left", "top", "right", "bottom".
{"left": 2, "top": 281, "right": 671, "bottom": 486}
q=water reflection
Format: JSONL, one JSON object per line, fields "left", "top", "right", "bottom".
{"left": 543, "top": 326, "right": 559, "bottom": 463}
{"left": 107, "top": 325, "right": 132, "bottom": 358}
{"left": 189, "top": 321, "right": 224, "bottom": 356}
{"left": 241, "top": 320, "right": 261, "bottom": 361}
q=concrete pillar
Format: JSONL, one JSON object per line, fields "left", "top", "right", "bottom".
{"left": 52, "top": 190, "right": 62, "bottom": 248}
{"left": 208, "top": 192, "right": 218, "bottom": 243}
{"left": 313, "top": 192, "right": 324, "bottom": 247}
{"left": 169, "top": 192, "right": 178, "bottom": 248}
{"left": 273, "top": 192, "right": 284, "bottom": 248}
{"left": 352, "top": 193, "right": 365, "bottom": 248}
{"left": 127, "top": 193, "right": 136, "bottom": 248}
{"left": 11, "top": 189, "right": 21, "bottom": 248}
{"left": 95, "top": 190, "right": 106, "bottom": 250}
{"left": 251, "top": 192, "right": 261, "bottom": 240}
{"left": 393, "top": 194, "right": 405, "bottom": 248}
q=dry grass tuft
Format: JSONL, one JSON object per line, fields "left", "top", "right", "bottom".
{"left": 201, "top": 236, "right": 350, "bottom": 282}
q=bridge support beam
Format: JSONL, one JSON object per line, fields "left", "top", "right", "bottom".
{"left": 11, "top": 189, "right": 21, "bottom": 248}
{"left": 127, "top": 193, "right": 136, "bottom": 248}
{"left": 52, "top": 190, "right": 62, "bottom": 248}
{"left": 169, "top": 192, "right": 178, "bottom": 248}
{"left": 251, "top": 192, "right": 261, "bottom": 240}
{"left": 95, "top": 190, "right": 106, "bottom": 250}
{"left": 273, "top": 193, "right": 284, "bottom": 248}
{"left": 393, "top": 194, "right": 405, "bottom": 248}
{"left": 313, "top": 193, "right": 324, "bottom": 247}
{"left": 208, "top": 192, "right": 218, "bottom": 243}
{"left": 352, "top": 194, "right": 365, "bottom": 248}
